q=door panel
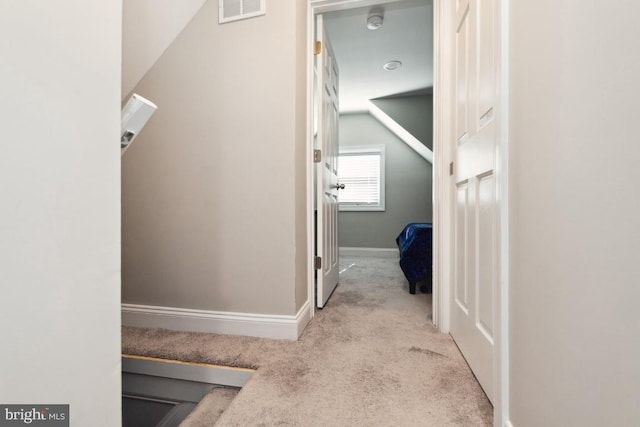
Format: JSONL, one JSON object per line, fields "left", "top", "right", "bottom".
{"left": 450, "top": 0, "right": 498, "bottom": 403}
{"left": 455, "top": 182, "right": 469, "bottom": 312}
{"left": 477, "top": 172, "right": 495, "bottom": 340}
{"left": 478, "top": 0, "right": 496, "bottom": 120}
{"left": 316, "top": 14, "right": 340, "bottom": 308}
{"left": 455, "top": 3, "right": 469, "bottom": 143}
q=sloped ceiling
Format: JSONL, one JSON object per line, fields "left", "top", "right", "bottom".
{"left": 122, "top": 0, "right": 206, "bottom": 99}
{"left": 371, "top": 90, "right": 433, "bottom": 150}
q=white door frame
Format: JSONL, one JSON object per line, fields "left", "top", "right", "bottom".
{"left": 306, "top": 0, "right": 412, "bottom": 320}
{"left": 496, "top": 1, "right": 511, "bottom": 424}
{"left": 306, "top": 0, "right": 416, "bottom": 319}
{"left": 305, "top": 1, "right": 510, "bottom": 424}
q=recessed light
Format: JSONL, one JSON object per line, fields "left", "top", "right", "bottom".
{"left": 383, "top": 61, "right": 402, "bottom": 71}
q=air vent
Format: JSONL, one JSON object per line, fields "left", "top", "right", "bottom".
{"left": 219, "top": 0, "right": 266, "bottom": 24}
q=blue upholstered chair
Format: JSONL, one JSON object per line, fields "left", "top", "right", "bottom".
{"left": 396, "top": 223, "right": 433, "bottom": 294}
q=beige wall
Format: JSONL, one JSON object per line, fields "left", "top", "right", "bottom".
{"left": 509, "top": 1, "right": 640, "bottom": 425}
{"left": 122, "top": 0, "right": 206, "bottom": 99}
{"left": 122, "top": 0, "right": 308, "bottom": 316}
{"left": 0, "top": 1, "right": 122, "bottom": 424}
{"left": 294, "top": 0, "right": 309, "bottom": 310}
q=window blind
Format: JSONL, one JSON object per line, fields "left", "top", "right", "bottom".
{"left": 339, "top": 152, "right": 382, "bottom": 207}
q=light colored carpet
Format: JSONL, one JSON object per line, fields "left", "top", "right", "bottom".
{"left": 122, "top": 256, "right": 493, "bottom": 426}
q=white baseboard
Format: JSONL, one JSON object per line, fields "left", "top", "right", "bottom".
{"left": 339, "top": 247, "right": 399, "bottom": 258}
{"left": 122, "top": 300, "right": 311, "bottom": 341}
{"left": 504, "top": 420, "right": 514, "bottom": 427}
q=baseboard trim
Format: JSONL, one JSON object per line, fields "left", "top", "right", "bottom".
{"left": 504, "top": 421, "right": 514, "bottom": 427}
{"left": 339, "top": 247, "right": 398, "bottom": 258}
{"left": 122, "top": 300, "right": 311, "bottom": 341}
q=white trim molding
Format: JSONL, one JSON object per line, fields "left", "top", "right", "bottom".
{"left": 122, "top": 300, "right": 311, "bottom": 341}
{"left": 496, "top": 0, "right": 511, "bottom": 425}
{"left": 339, "top": 247, "right": 398, "bottom": 258}
{"left": 432, "top": 0, "right": 453, "bottom": 334}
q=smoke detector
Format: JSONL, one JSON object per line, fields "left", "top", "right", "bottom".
{"left": 366, "top": 9, "right": 384, "bottom": 30}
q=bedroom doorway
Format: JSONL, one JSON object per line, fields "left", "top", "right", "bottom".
{"left": 308, "top": 0, "right": 434, "bottom": 310}
{"left": 306, "top": 0, "right": 510, "bottom": 424}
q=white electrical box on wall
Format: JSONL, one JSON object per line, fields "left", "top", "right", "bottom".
{"left": 219, "top": 0, "right": 266, "bottom": 24}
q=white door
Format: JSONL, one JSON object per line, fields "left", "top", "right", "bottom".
{"left": 450, "top": 0, "right": 499, "bottom": 403}
{"left": 315, "top": 14, "right": 340, "bottom": 308}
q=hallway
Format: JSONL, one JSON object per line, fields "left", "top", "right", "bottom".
{"left": 122, "top": 255, "right": 492, "bottom": 426}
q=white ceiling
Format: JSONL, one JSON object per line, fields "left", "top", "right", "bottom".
{"left": 324, "top": 0, "right": 434, "bottom": 113}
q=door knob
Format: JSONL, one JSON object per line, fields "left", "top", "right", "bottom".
{"left": 333, "top": 184, "right": 345, "bottom": 190}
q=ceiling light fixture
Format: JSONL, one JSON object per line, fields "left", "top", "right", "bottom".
{"left": 366, "top": 8, "right": 384, "bottom": 30}
{"left": 383, "top": 60, "right": 402, "bottom": 71}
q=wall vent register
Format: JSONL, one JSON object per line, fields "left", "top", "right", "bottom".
{"left": 219, "top": 0, "right": 266, "bottom": 24}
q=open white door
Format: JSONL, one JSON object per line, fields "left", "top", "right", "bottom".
{"left": 450, "top": 0, "right": 499, "bottom": 403}
{"left": 315, "top": 14, "right": 340, "bottom": 308}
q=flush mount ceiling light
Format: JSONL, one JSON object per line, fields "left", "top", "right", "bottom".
{"left": 366, "top": 8, "right": 384, "bottom": 30}
{"left": 383, "top": 60, "right": 402, "bottom": 71}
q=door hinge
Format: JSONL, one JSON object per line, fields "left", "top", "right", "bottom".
{"left": 314, "top": 41, "right": 322, "bottom": 55}
{"left": 314, "top": 149, "right": 322, "bottom": 163}
{"left": 314, "top": 256, "right": 322, "bottom": 270}
{"left": 449, "top": 161, "right": 454, "bottom": 176}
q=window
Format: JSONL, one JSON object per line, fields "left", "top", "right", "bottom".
{"left": 338, "top": 146, "right": 385, "bottom": 211}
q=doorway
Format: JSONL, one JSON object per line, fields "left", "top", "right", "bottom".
{"left": 310, "top": 0, "right": 434, "bottom": 310}
{"left": 306, "top": 0, "right": 510, "bottom": 424}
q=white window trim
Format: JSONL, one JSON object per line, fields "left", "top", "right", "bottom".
{"left": 338, "top": 145, "right": 385, "bottom": 212}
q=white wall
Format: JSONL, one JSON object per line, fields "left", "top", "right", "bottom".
{"left": 122, "top": 0, "right": 308, "bottom": 317}
{"left": 509, "top": 1, "right": 640, "bottom": 425}
{"left": 122, "top": 0, "right": 206, "bottom": 99}
{"left": 0, "top": 1, "right": 122, "bottom": 426}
